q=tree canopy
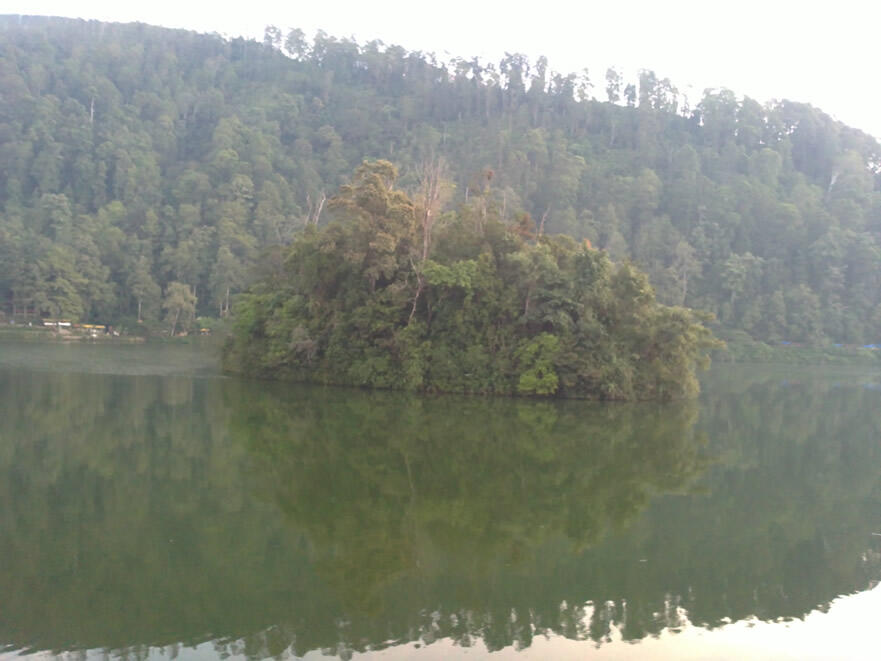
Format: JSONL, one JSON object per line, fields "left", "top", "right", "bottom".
{"left": 222, "top": 161, "right": 719, "bottom": 399}
{"left": 2, "top": 16, "right": 881, "bottom": 344}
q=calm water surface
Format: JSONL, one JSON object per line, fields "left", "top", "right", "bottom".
{"left": 0, "top": 342, "right": 879, "bottom": 660}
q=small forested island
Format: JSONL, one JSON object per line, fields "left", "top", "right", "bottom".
{"left": 223, "top": 161, "right": 718, "bottom": 399}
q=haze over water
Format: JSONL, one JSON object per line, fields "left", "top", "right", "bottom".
{"left": 1, "top": 342, "right": 880, "bottom": 659}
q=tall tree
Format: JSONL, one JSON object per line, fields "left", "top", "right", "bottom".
{"left": 163, "top": 281, "right": 196, "bottom": 336}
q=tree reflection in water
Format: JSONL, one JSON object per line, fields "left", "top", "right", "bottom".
{"left": 0, "top": 365, "right": 879, "bottom": 658}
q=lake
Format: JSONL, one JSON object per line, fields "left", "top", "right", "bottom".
{"left": 0, "top": 341, "right": 879, "bottom": 660}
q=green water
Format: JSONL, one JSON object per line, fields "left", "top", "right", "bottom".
{"left": 0, "top": 342, "right": 879, "bottom": 660}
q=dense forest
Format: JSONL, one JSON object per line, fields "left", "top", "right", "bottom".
{"left": 222, "top": 160, "right": 718, "bottom": 399}
{"left": 2, "top": 15, "right": 881, "bottom": 343}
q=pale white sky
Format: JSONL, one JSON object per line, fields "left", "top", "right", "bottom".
{"left": 7, "top": 1, "right": 881, "bottom": 138}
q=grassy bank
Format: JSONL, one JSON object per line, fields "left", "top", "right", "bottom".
{"left": 712, "top": 330, "right": 881, "bottom": 366}
{"left": 0, "top": 327, "right": 146, "bottom": 343}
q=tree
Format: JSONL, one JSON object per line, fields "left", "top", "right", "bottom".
{"left": 409, "top": 157, "right": 452, "bottom": 321}
{"left": 163, "top": 281, "right": 196, "bottom": 336}
{"left": 35, "top": 246, "right": 88, "bottom": 320}
{"left": 127, "top": 256, "right": 160, "bottom": 323}
{"left": 326, "top": 160, "right": 417, "bottom": 293}
{"left": 210, "top": 246, "right": 244, "bottom": 317}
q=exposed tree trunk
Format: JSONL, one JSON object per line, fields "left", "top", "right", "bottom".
{"left": 171, "top": 308, "right": 180, "bottom": 337}
{"left": 306, "top": 191, "right": 326, "bottom": 226}
{"left": 409, "top": 275, "right": 424, "bottom": 325}
{"left": 408, "top": 158, "right": 448, "bottom": 326}
{"left": 137, "top": 298, "right": 142, "bottom": 323}
{"left": 538, "top": 206, "right": 550, "bottom": 238}
{"left": 826, "top": 172, "right": 839, "bottom": 198}
{"left": 680, "top": 266, "right": 689, "bottom": 306}
{"left": 313, "top": 192, "right": 326, "bottom": 225}
{"left": 419, "top": 157, "right": 446, "bottom": 261}
{"left": 408, "top": 258, "right": 424, "bottom": 325}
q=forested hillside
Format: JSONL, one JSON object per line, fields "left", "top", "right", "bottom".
{"left": 2, "top": 15, "right": 881, "bottom": 342}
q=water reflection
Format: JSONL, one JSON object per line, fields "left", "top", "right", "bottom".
{"left": 233, "top": 385, "right": 708, "bottom": 653}
{"left": 0, "top": 359, "right": 879, "bottom": 658}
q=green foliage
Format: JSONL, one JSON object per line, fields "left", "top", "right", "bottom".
{"left": 515, "top": 333, "right": 560, "bottom": 395}
{"left": 714, "top": 328, "right": 881, "bottom": 365}
{"left": 162, "top": 281, "right": 196, "bottom": 335}
{"left": 224, "top": 162, "right": 719, "bottom": 399}
{"left": 2, "top": 16, "right": 881, "bottom": 346}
